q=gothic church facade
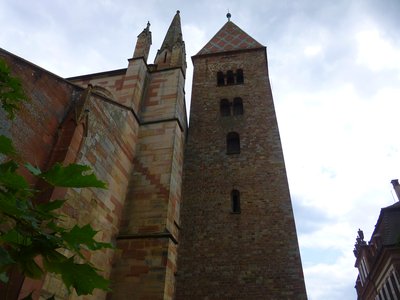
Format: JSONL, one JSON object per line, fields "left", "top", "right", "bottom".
{"left": 0, "top": 11, "right": 306, "bottom": 299}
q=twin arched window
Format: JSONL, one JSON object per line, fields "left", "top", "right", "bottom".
{"left": 226, "top": 70, "right": 235, "bottom": 85}
{"left": 217, "top": 71, "right": 225, "bottom": 86}
{"left": 217, "top": 69, "right": 244, "bottom": 86}
{"left": 220, "top": 98, "right": 243, "bottom": 116}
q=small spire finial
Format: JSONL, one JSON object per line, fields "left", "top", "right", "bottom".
{"left": 177, "top": 10, "right": 180, "bottom": 14}
{"left": 227, "top": 10, "right": 231, "bottom": 21}
{"left": 146, "top": 21, "right": 150, "bottom": 29}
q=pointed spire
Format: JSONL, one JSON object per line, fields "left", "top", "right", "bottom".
{"left": 159, "top": 10, "right": 182, "bottom": 52}
{"left": 133, "top": 21, "right": 152, "bottom": 61}
{"left": 154, "top": 11, "right": 186, "bottom": 75}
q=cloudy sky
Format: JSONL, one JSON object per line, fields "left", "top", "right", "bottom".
{"left": 2, "top": 0, "right": 400, "bottom": 299}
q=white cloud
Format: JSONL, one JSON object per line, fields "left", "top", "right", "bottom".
{"left": 304, "top": 251, "right": 357, "bottom": 300}
{"left": 356, "top": 28, "right": 400, "bottom": 71}
{"left": 304, "top": 45, "right": 322, "bottom": 57}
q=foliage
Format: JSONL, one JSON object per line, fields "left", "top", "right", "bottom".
{"left": 0, "top": 57, "right": 112, "bottom": 296}
{"left": 0, "top": 58, "right": 28, "bottom": 120}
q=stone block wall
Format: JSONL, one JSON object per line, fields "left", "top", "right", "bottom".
{"left": 176, "top": 49, "right": 307, "bottom": 299}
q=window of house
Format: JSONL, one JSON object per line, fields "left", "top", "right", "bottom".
{"left": 233, "top": 97, "right": 243, "bottom": 115}
{"left": 227, "top": 132, "right": 240, "bottom": 154}
{"left": 226, "top": 70, "right": 234, "bottom": 85}
{"left": 220, "top": 99, "right": 230, "bottom": 116}
{"left": 231, "top": 189, "right": 241, "bottom": 213}
{"left": 217, "top": 71, "right": 225, "bottom": 86}
{"left": 389, "top": 271, "right": 400, "bottom": 297}
{"left": 236, "top": 69, "right": 244, "bottom": 84}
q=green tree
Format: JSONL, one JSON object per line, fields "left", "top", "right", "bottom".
{"left": 0, "top": 58, "right": 112, "bottom": 297}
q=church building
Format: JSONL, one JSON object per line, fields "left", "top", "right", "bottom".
{"left": 0, "top": 11, "right": 306, "bottom": 299}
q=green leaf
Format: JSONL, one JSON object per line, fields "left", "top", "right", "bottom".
{"left": 0, "top": 135, "right": 16, "bottom": 156}
{"left": 0, "top": 164, "right": 29, "bottom": 191}
{"left": 0, "top": 58, "right": 29, "bottom": 120}
{"left": 40, "top": 163, "right": 106, "bottom": 188}
{"left": 36, "top": 200, "right": 65, "bottom": 213}
{"left": 20, "top": 257, "right": 43, "bottom": 279}
{"left": 0, "top": 160, "right": 18, "bottom": 172}
{"left": 0, "top": 228, "right": 31, "bottom": 246}
{"left": 62, "top": 224, "right": 113, "bottom": 252}
{"left": 0, "top": 247, "right": 15, "bottom": 270}
{"left": 45, "top": 257, "right": 110, "bottom": 295}
{"left": 21, "top": 293, "right": 33, "bottom": 300}
{"left": 0, "top": 271, "right": 8, "bottom": 283}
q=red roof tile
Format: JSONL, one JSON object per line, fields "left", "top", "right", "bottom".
{"left": 196, "top": 21, "right": 264, "bottom": 56}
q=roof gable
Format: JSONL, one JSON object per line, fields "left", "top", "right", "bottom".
{"left": 196, "top": 21, "right": 264, "bottom": 56}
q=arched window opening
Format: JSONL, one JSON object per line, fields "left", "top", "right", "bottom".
{"left": 233, "top": 97, "right": 243, "bottom": 115}
{"left": 236, "top": 69, "right": 244, "bottom": 84}
{"left": 231, "top": 190, "right": 241, "bottom": 213}
{"left": 220, "top": 99, "right": 231, "bottom": 116}
{"left": 226, "top": 70, "right": 234, "bottom": 85}
{"left": 217, "top": 71, "right": 225, "bottom": 86}
{"left": 227, "top": 132, "right": 240, "bottom": 154}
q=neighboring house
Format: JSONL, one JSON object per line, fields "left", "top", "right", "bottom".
{"left": 354, "top": 180, "right": 400, "bottom": 300}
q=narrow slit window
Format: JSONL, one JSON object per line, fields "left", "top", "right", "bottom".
{"left": 227, "top": 132, "right": 240, "bottom": 154}
{"left": 233, "top": 97, "right": 243, "bottom": 115}
{"left": 231, "top": 190, "right": 241, "bottom": 213}
{"left": 236, "top": 69, "right": 244, "bottom": 84}
{"left": 226, "top": 70, "right": 234, "bottom": 85}
{"left": 163, "top": 51, "right": 168, "bottom": 63}
{"left": 220, "top": 99, "right": 230, "bottom": 116}
{"left": 217, "top": 71, "right": 225, "bottom": 86}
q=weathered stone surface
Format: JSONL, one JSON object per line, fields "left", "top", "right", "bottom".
{"left": 0, "top": 14, "right": 306, "bottom": 300}
{"left": 175, "top": 46, "right": 307, "bottom": 299}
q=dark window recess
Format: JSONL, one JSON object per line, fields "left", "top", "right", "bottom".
{"left": 233, "top": 97, "right": 243, "bottom": 115}
{"left": 227, "top": 132, "right": 240, "bottom": 154}
{"left": 163, "top": 51, "right": 168, "bottom": 63}
{"left": 231, "top": 190, "right": 241, "bottom": 213}
{"left": 220, "top": 99, "right": 231, "bottom": 116}
{"left": 236, "top": 69, "right": 244, "bottom": 84}
{"left": 226, "top": 70, "right": 235, "bottom": 85}
{"left": 217, "top": 71, "right": 225, "bottom": 86}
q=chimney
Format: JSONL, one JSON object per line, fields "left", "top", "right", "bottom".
{"left": 390, "top": 179, "right": 400, "bottom": 202}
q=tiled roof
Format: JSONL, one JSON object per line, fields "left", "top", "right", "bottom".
{"left": 196, "top": 21, "right": 264, "bottom": 56}
{"left": 375, "top": 202, "right": 400, "bottom": 245}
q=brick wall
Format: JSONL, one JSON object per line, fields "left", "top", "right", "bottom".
{"left": 176, "top": 49, "right": 307, "bottom": 299}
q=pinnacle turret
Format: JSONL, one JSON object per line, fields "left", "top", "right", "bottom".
{"left": 133, "top": 21, "right": 152, "bottom": 61}
{"left": 154, "top": 11, "right": 186, "bottom": 75}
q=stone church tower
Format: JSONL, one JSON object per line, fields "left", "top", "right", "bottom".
{"left": 176, "top": 15, "right": 307, "bottom": 299}
{"left": 0, "top": 11, "right": 306, "bottom": 300}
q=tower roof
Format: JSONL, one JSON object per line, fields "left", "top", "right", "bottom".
{"left": 196, "top": 20, "right": 264, "bottom": 56}
{"left": 159, "top": 10, "right": 183, "bottom": 52}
